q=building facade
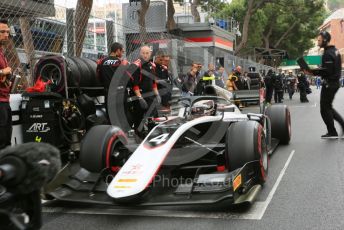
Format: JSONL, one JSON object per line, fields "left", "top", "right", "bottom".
{"left": 319, "top": 8, "right": 344, "bottom": 68}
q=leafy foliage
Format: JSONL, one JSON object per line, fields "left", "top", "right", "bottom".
{"left": 214, "top": 0, "right": 327, "bottom": 59}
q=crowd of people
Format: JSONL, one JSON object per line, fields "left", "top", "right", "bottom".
{"left": 96, "top": 42, "right": 263, "bottom": 137}
{"left": 95, "top": 41, "right": 319, "bottom": 139}
{"left": 264, "top": 69, "right": 312, "bottom": 104}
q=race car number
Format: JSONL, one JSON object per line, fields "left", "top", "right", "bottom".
{"left": 149, "top": 133, "right": 169, "bottom": 145}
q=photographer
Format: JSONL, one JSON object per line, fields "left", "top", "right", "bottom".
{"left": 0, "top": 19, "right": 12, "bottom": 149}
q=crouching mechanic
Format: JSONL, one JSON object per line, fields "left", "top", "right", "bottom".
{"left": 127, "top": 46, "right": 161, "bottom": 137}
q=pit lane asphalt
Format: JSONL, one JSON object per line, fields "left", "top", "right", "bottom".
{"left": 42, "top": 86, "right": 344, "bottom": 230}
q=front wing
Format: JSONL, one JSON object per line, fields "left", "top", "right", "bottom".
{"left": 48, "top": 160, "right": 262, "bottom": 207}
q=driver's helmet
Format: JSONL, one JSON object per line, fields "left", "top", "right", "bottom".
{"left": 191, "top": 100, "right": 216, "bottom": 117}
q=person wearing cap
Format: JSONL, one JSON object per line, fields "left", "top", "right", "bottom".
{"left": 306, "top": 31, "right": 344, "bottom": 139}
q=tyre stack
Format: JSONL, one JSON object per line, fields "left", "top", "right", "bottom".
{"left": 33, "top": 55, "right": 103, "bottom": 97}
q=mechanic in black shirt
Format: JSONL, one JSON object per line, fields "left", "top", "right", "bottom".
{"left": 127, "top": 46, "right": 161, "bottom": 135}
{"left": 285, "top": 71, "right": 296, "bottom": 100}
{"left": 273, "top": 72, "right": 284, "bottom": 103}
{"left": 264, "top": 70, "right": 274, "bottom": 104}
{"left": 97, "top": 42, "right": 128, "bottom": 110}
{"left": 307, "top": 31, "right": 344, "bottom": 138}
{"left": 297, "top": 71, "right": 309, "bottom": 103}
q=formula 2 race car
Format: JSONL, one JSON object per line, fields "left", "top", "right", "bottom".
{"left": 48, "top": 96, "right": 291, "bottom": 207}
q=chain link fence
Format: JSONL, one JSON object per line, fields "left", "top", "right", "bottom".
{"left": 1, "top": 1, "right": 123, "bottom": 87}
{"left": 0, "top": 0, "right": 272, "bottom": 88}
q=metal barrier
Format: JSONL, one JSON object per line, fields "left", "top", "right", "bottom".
{"left": 0, "top": 1, "right": 272, "bottom": 88}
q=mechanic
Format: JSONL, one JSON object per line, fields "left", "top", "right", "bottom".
{"left": 273, "top": 72, "right": 284, "bottom": 103}
{"left": 264, "top": 70, "right": 274, "bottom": 104}
{"left": 226, "top": 66, "right": 241, "bottom": 91}
{"left": 127, "top": 45, "right": 161, "bottom": 136}
{"left": 282, "top": 72, "right": 288, "bottom": 93}
{"left": 306, "top": 31, "right": 344, "bottom": 139}
{"left": 204, "top": 63, "right": 223, "bottom": 87}
{"left": 279, "top": 71, "right": 286, "bottom": 101}
{"left": 0, "top": 19, "right": 12, "bottom": 149}
{"left": 194, "top": 63, "right": 219, "bottom": 96}
{"left": 154, "top": 49, "right": 172, "bottom": 110}
{"left": 297, "top": 71, "right": 309, "bottom": 103}
{"left": 97, "top": 42, "right": 128, "bottom": 112}
{"left": 286, "top": 71, "right": 296, "bottom": 100}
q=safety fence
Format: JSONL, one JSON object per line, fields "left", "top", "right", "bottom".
{"left": 0, "top": 0, "right": 272, "bottom": 87}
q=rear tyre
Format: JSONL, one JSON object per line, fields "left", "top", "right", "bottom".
{"left": 226, "top": 121, "right": 268, "bottom": 183}
{"left": 265, "top": 105, "right": 291, "bottom": 144}
{"left": 80, "top": 125, "right": 128, "bottom": 172}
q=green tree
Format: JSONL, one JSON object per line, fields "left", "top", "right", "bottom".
{"left": 260, "top": 0, "right": 326, "bottom": 59}
{"left": 215, "top": 0, "right": 326, "bottom": 62}
{"left": 214, "top": 0, "right": 277, "bottom": 55}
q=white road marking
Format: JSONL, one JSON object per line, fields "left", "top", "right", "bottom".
{"left": 255, "top": 150, "right": 295, "bottom": 219}
{"left": 290, "top": 103, "right": 316, "bottom": 108}
{"left": 42, "top": 150, "right": 296, "bottom": 220}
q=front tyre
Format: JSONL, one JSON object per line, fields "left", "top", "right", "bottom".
{"left": 226, "top": 121, "right": 268, "bottom": 183}
{"left": 80, "top": 125, "right": 128, "bottom": 173}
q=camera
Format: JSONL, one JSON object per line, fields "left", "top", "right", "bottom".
{"left": 0, "top": 142, "right": 61, "bottom": 230}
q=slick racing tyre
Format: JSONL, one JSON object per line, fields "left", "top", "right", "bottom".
{"left": 80, "top": 125, "right": 128, "bottom": 172}
{"left": 226, "top": 121, "right": 268, "bottom": 183}
{"left": 265, "top": 104, "right": 291, "bottom": 144}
